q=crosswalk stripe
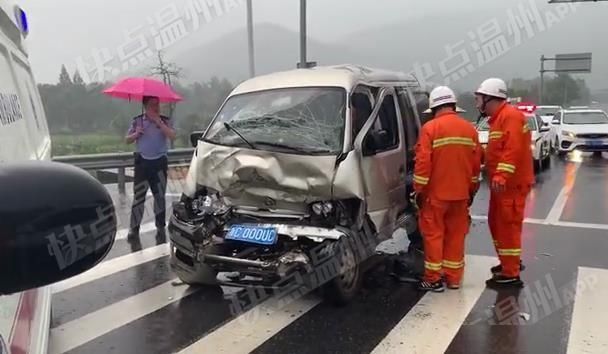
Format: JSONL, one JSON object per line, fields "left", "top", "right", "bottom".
{"left": 48, "top": 279, "right": 195, "bottom": 354}
{"left": 177, "top": 295, "right": 322, "bottom": 354}
{"left": 370, "top": 255, "right": 495, "bottom": 354}
{"left": 115, "top": 221, "right": 157, "bottom": 240}
{"left": 51, "top": 243, "right": 170, "bottom": 294}
{"left": 567, "top": 267, "right": 606, "bottom": 353}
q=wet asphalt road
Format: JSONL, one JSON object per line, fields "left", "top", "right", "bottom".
{"left": 48, "top": 153, "right": 608, "bottom": 354}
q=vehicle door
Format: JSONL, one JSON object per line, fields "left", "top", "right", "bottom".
{"left": 353, "top": 87, "right": 406, "bottom": 239}
{"left": 535, "top": 114, "right": 549, "bottom": 157}
{"left": 551, "top": 111, "right": 562, "bottom": 145}
{"left": 396, "top": 87, "right": 421, "bottom": 193}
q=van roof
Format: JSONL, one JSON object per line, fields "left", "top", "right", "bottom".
{"left": 231, "top": 64, "right": 419, "bottom": 95}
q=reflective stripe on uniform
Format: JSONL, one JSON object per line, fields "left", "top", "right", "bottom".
{"left": 432, "top": 137, "right": 476, "bottom": 149}
{"left": 472, "top": 176, "right": 479, "bottom": 183}
{"left": 425, "top": 261, "right": 442, "bottom": 271}
{"left": 498, "top": 248, "right": 522, "bottom": 256}
{"left": 414, "top": 175, "right": 429, "bottom": 185}
{"left": 442, "top": 259, "right": 465, "bottom": 269}
{"left": 489, "top": 131, "right": 503, "bottom": 140}
{"left": 497, "top": 162, "right": 516, "bottom": 173}
{"left": 523, "top": 125, "right": 530, "bottom": 133}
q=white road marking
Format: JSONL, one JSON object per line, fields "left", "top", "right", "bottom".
{"left": 553, "top": 221, "right": 608, "bottom": 231}
{"left": 51, "top": 244, "right": 170, "bottom": 294}
{"left": 48, "top": 279, "right": 195, "bottom": 354}
{"left": 471, "top": 215, "right": 608, "bottom": 231}
{"left": 567, "top": 267, "right": 606, "bottom": 354}
{"left": 370, "top": 255, "right": 495, "bottom": 354}
{"left": 545, "top": 163, "right": 581, "bottom": 225}
{"left": 115, "top": 221, "right": 157, "bottom": 240}
{"left": 470, "top": 214, "right": 545, "bottom": 225}
{"left": 178, "top": 295, "right": 322, "bottom": 354}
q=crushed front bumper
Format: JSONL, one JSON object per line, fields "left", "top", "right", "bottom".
{"left": 168, "top": 215, "right": 349, "bottom": 287}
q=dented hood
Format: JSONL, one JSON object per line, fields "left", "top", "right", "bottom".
{"left": 184, "top": 141, "right": 365, "bottom": 209}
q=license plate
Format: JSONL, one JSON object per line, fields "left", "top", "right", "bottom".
{"left": 225, "top": 225, "right": 278, "bottom": 245}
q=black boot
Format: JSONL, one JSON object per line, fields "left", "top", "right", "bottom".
{"left": 156, "top": 227, "right": 167, "bottom": 245}
{"left": 491, "top": 261, "right": 526, "bottom": 274}
{"left": 486, "top": 274, "right": 524, "bottom": 288}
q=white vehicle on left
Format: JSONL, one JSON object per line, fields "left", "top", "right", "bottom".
{"left": 477, "top": 105, "right": 552, "bottom": 173}
{"left": 1, "top": 1, "right": 53, "bottom": 353}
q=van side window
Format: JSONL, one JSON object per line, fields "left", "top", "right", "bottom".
{"left": 351, "top": 91, "right": 373, "bottom": 139}
{"left": 367, "top": 94, "right": 399, "bottom": 151}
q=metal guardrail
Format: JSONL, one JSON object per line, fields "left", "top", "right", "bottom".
{"left": 53, "top": 148, "right": 195, "bottom": 194}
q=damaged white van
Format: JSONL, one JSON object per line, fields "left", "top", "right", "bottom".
{"left": 169, "top": 65, "right": 425, "bottom": 305}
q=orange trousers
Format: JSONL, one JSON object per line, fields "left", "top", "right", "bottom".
{"left": 488, "top": 188, "right": 529, "bottom": 277}
{"left": 419, "top": 198, "right": 470, "bottom": 285}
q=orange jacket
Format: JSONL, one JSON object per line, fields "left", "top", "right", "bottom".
{"left": 485, "top": 102, "right": 535, "bottom": 189}
{"left": 413, "top": 111, "right": 483, "bottom": 201}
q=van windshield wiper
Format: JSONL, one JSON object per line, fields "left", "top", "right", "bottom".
{"left": 224, "top": 122, "right": 255, "bottom": 149}
{"left": 251, "top": 141, "right": 332, "bottom": 154}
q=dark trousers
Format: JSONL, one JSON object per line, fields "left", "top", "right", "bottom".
{"left": 129, "top": 154, "right": 168, "bottom": 230}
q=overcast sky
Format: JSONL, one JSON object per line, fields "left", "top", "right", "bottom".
{"left": 19, "top": 0, "right": 512, "bottom": 83}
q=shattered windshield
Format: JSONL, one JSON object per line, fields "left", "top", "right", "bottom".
{"left": 204, "top": 87, "right": 347, "bottom": 154}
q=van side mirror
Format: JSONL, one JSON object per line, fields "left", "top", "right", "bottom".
{"left": 190, "top": 131, "right": 205, "bottom": 148}
{"left": 0, "top": 162, "right": 116, "bottom": 295}
{"left": 552, "top": 119, "right": 560, "bottom": 125}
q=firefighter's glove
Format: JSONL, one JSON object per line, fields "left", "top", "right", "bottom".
{"left": 491, "top": 175, "right": 507, "bottom": 193}
{"left": 409, "top": 191, "right": 423, "bottom": 210}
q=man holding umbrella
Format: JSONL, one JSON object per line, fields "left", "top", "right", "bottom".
{"left": 126, "top": 95, "right": 176, "bottom": 241}
{"left": 103, "top": 77, "right": 182, "bottom": 243}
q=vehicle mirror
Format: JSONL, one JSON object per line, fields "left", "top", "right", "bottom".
{"left": 552, "top": 119, "right": 560, "bottom": 125}
{"left": 0, "top": 162, "right": 117, "bottom": 295}
{"left": 190, "top": 131, "right": 204, "bottom": 148}
{"left": 540, "top": 125, "right": 550, "bottom": 133}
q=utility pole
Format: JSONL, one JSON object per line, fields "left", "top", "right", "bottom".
{"left": 540, "top": 55, "right": 545, "bottom": 105}
{"left": 299, "top": 0, "right": 307, "bottom": 68}
{"left": 246, "top": 0, "right": 255, "bottom": 77}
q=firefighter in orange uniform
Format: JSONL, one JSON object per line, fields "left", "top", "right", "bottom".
{"left": 474, "top": 78, "right": 534, "bottom": 288}
{"left": 412, "top": 86, "right": 483, "bottom": 292}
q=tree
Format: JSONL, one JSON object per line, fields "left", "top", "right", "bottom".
{"left": 150, "top": 50, "right": 183, "bottom": 148}
{"left": 73, "top": 70, "right": 85, "bottom": 86}
{"left": 58, "top": 65, "right": 72, "bottom": 86}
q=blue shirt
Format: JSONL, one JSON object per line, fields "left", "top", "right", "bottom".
{"left": 127, "top": 114, "right": 173, "bottom": 160}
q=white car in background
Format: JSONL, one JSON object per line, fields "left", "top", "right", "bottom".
{"left": 536, "top": 105, "right": 562, "bottom": 125}
{"left": 550, "top": 108, "right": 608, "bottom": 156}
{"left": 477, "top": 109, "right": 552, "bottom": 172}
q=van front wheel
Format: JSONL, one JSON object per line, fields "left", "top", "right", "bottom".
{"left": 320, "top": 238, "right": 362, "bottom": 306}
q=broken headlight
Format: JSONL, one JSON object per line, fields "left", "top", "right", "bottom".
{"left": 310, "top": 201, "right": 334, "bottom": 217}
{"left": 191, "top": 192, "right": 230, "bottom": 216}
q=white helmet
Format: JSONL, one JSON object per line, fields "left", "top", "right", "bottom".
{"left": 475, "top": 78, "right": 508, "bottom": 99}
{"left": 428, "top": 86, "right": 457, "bottom": 109}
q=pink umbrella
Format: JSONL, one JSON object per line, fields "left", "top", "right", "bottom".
{"left": 103, "top": 77, "right": 183, "bottom": 103}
